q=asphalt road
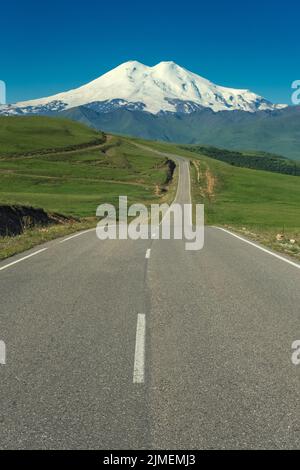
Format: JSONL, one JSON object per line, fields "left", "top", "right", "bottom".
{"left": 0, "top": 152, "right": 300, "bottom": 449}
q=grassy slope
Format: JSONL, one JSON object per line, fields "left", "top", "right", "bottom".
{"left": 0, "top": 137, "right": 173, "bottom": 217}
{"left": 0, "top": 119, "right": 177, "bottom": 258}
{"left": 134, "top": 138, "right": 299, "bottom": 228}
{"left": 182, "top": 144, "right": 300, "bottom": 176}
{"left": 136, "top": 138, "right": 300, "bottom": 259}
{"left": 0, "top": 116, "right": 101, "bottom": 154}
{"left": 0, "top": 116, "right": 299, "bottom": 260}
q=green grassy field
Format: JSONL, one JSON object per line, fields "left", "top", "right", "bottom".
{"left": 0, "top": 116, "right": 101, "bottom": 155}
{"left": 182, "top": 144, "right": 300, "bottom": 176}
{"left": 135, "top": 138, "right": 299, "bottom": 227}
{"left": 138, "top": 138, "right": 300, "bottom": 259}
{"left": 0, "top": 117, "right": 299, "bottom": 260}
{"left": 0, "top": 136, "right": 175, "bottom": 217}
{"left": 0, "top": 118, "right": 177, "bottom": 259}
{"left": 190, "top": 156, "right": 300, "bottom": 228}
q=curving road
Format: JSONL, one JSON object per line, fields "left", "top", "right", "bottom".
{"left": 0, "top": 151, "right": 300, "bottom": 449}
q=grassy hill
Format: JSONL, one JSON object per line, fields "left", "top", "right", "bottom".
{"left": 134, "top": 138, "right": 300, "bottom": 259}
{"left": 0, "top": 116, "right": 103, "bottom": 155}
{"left": 0, "top": 116, "right": 299, "bottom": 260}
{"left": 181, "top": 144, "right": 300, "bottom": 176}
{"left": 0, "top": 143, "right": 174, "bottom": 219}
{"left": 137, "top": 138, "right": 300, "bottom": 228}
{"left": 0, "top": 117, "right": 177, "bottom": 258}
{"left": 189, "top": 153, "right": 300, "bottom": 259}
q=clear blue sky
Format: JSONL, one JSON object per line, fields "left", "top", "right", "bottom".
{"left": 1, "top": 0, "right": 299, "bottom": 104}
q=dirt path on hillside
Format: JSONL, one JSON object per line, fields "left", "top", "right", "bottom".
{"left": 192, "top": 160, "right": 216, "bottom": 201}
{"left": 205, "top": 167, "right": 216, "bottom": 199}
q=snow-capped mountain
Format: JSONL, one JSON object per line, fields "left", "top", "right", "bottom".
{"left": 0, "top": 61, "right": 286, "bottom": 116}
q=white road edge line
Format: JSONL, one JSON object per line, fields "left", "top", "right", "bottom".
{"left": 133, "top": 314, "right": 146, "bottom": 384}
{"left": 145, "top": 248, "right": 151, "bottom": 259}
{"left": 0, "top": 248, "right": 48, "bottom": 272}
{"left": 59, "top": 228, "right": 95, "bottom": 243}
{"left": 214, "top": 227, "right": 300, "bottom": 270}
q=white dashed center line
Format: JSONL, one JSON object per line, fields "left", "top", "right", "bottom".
{"left": 133, "top": 314, "right": 146, "bottom": 384}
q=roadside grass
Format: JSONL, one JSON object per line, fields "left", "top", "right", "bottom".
{"left": 217, "top": 226, "right": 300, "bottom": 261}
{"left": 188, "top": 154, "right": 300, "bottom": 259}
{"left": 0, "top": 219, "right": 96, "bottom": 260}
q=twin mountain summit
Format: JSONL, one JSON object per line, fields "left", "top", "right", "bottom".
{"left": 1, "top": 61, "right": 299, "bottom": 160}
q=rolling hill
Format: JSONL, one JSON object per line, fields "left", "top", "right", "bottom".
{"left": 0, "top": 116, "right": 299, "bottom": 260}
{"left": 0, "top": 116, "right": 103, "bottom": 155}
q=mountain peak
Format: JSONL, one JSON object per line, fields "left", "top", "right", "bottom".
{"left": 116, "top": 60, "right": 146, "bottom": 68}
{"left": 155, "top": 60, "right": 177, "bottom": 66}
{"left": 4, "top": 60, "right": 287, "bottom": 115}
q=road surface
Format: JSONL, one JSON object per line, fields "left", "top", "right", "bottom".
{"left": 0, "top": 151, "right": 300, "bottom": 449}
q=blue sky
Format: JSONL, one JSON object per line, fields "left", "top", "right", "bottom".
{"left": 1, "top": 0, "right": 299, "bottom": 104}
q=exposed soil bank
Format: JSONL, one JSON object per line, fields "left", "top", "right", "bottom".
{"left": 165, "top": 159, "right": 176, "bottom": 184}
{"left": 0, "top": 205, "right": 74, "bottom": 237}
